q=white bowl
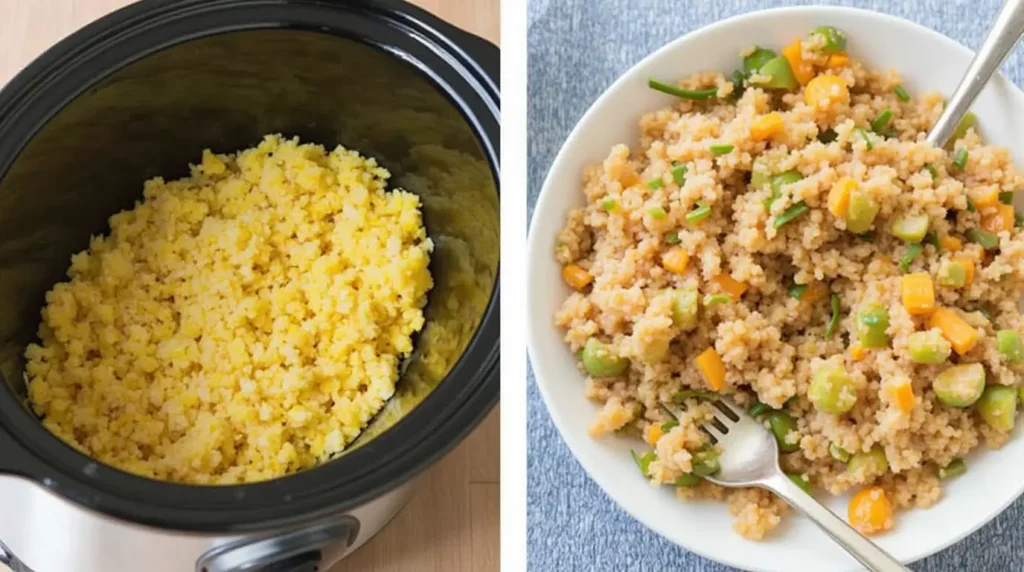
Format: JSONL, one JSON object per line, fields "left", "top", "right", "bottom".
{"left": 527, "top": 6, "right": 1024, "bottom": 572}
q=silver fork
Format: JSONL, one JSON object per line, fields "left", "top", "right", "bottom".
{"left": 664, "top": 398, "right": 910, "bottom": 572}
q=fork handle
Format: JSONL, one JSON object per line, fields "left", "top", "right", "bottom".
{"left": 764, "top": 474, "right": 911, "bottom": 572}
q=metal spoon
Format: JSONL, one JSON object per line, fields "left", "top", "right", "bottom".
{"left": 927, "top": 0, "right": 1024, "bottom": 147}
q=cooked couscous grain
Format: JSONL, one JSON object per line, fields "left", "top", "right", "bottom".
{"left": 25, "top": 135, "right": 433, "bottom": 484}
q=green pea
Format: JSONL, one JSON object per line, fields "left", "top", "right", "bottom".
{"left": 891, "top": 214, "right": 930, "bottom": 243}
{"left": 743, "top": 47, "right": 778, "bottom": 75}
{"left": 996, "top": 330, "right": 1024, "bottom": 362}
{"left": 847, "top": 445, "right": 888, "bottom": 479}
{"left": 846, "top": 191, "right": 880, "bottom": 234}
{"left": 766, "top": 170, "right": 803, "bottom": 211}
{"left": 672, "top": 288, "right": 700, "bottom": 331}
{"left": 811, "top": 26, "right": 847, "bottom": 53}
{"left": 829, "top": 442, "right": 851, "bottom": 462}
{"left": 938, "top": 261, "right": 967, "bottom": 288}
{"left": 767, "top": 411, "right": 800, "bottom": 452}
{"left": 786, "top": 472, "right": 813, "bottom": 493}
{"left": 938, "top": 458, "right": 966, "bottom": 479}
{"left": 754, "top": 56, "right": 799, "bottom": 90}
{"left": 907, "top": 330, "right": 951, "bottom": 364}
{"left": 674, "top": 472, "right": 702, "bottom": 487}
{"left": 976, "top": 384, "right": 1018, "bottom": 432}
{"left": 809, "top": 363, "right": 857, "bottom": 414}
{"left": 691, "top": 446, "right": 721, "bottom": 477}
{"left": 581, "top": 338, "right": 630, "bottom": 377}
{"left": 933, "top": 363, "right": 986, "bottom": 408}
{"left": 856, "top": 304, "right": 891, "bottom": 348}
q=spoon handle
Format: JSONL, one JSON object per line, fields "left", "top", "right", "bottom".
{"left": 764, "top": 473, "right": 911, "bottom": 572}
{"left": 927, "top": 0, "right": 1024, "bottom": 147}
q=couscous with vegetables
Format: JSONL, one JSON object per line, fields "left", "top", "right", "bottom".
{"left": 555, "top": 26, "right": 1024, "bottom": 539}
{"left": 25, "top": 135, "right": 433, "bottom": 484}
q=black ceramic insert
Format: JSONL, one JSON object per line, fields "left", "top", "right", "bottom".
{"left": 0, "top": 0, "right": 499, "bottom": 532}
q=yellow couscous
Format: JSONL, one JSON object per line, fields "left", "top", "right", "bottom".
{"left": 24, "top": 134, "right": 433, "bottom": 484}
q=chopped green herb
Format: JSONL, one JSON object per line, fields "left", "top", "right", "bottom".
{"left": 773, "top": 201, "right": 810, "bottom": 228}
{"left": 664, "top": 231, "right": 681, "bottom": 245}
{"left": 999, "top": 191, "right": 1015, "bottom": 205}
{"left": 661, "top": 419, "right": 680, "bottom": 432}
{"left": 899, "top": 243, "right": 923, "bottom": 272}
{"left": 686, "top": 202, "right": 712, "bottom": 224}
{"left": 966, "top": 197, "right": 976, "bottom": 212}
{"left": 857, "top": 231, "right": 876, "bottom": 241}
{"left": 893, "top": 85, "right": 911, "bottom": 102}
{"left": 730, "top": 69, "right": 746, "bottom": 99}
{"left": 674, "top": 389, "right": 719, "bottom": 402}
{"left": 818, "top": 129, "right": 838, "bottom": 144}
{"left": 952, "top": 148, "right": 968, "bottom": 170}
{"left": 710, "top": 143, "right": 735, "bottom": 155}
{"left": 631, "top": 449, "right": 658, "bottom": 477}
{"left": 703, "top": 293, "right": 732, "bottom": 306}
{"left": 601, "top": 198, "right": 618, "bottom": 211}
{"left": 924, "top": 232, "right": 941, "bottom": 250}
{"left": 870, "top": 109, "right": 893, "bottom": 133}
{"left": 966, "top": 228, "right": 999, "bottom": 250}
{"left": 648, "top": 79, "right": 719, "bottom": 100}
{"left": 748, "top": 401, "right": 770, "bottom": 417}
{"left": 924, "top": 164, "right": 938, "bottom": 179}
{"left": 825, "top": 293, "right": 840, "bottom": 339}
{"left": 788, "top": 284, "right": 809, "bottom": 299}
{"left": 647, "top": 178, "right": 663, "bottom": 189}
{"left": 855, "top": 128, "right": 873, "bottom": 150}
{"left": 648, "top": 206, "right": 667, "bottom": 219}
{"left": 671, "top": 163, "right": 687, "bottom": 185}
{"left": 674, "top": 473, "right": 702, "bottom": 487}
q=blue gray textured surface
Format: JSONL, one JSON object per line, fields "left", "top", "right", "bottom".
{"left": 526, "top": 1, "right": 1024, "bottom": 570}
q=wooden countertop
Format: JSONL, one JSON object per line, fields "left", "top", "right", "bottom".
{"left": 0, "top": 1, "right": 500, "bottom": 571}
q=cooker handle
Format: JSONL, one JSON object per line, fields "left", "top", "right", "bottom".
{"left": 196, "top": 517, "right": 359, "bottom": 572}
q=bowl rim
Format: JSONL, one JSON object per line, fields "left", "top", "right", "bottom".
{"left": 527, "top": 5, "right": 1024, "bottom": 570}
{"left": 0, "top": 0, "right": 500, "bottom": 533}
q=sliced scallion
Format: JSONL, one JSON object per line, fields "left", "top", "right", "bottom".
{"left": 686, "top": 202, "right": 712, "bottom": 224}
{"left": 773, "top": 201, "right": 810, "bottom": 228}
{"left": 899, "top": 243, "right": 923, "bottom": 272}
{"left": 893, "top": 85, "right": 910, "bottom": 102}
{"left": 825, "top": 293, "right": 840, "bottom": 339}
{"left": 871, "top": 109, "right": 893, "bottom": 134}
{"left": 710, "top": 143, "right": 735, "bottom": 155}
{"left": 952, "top": 148, "right": 968, "bottom": 170}
{"left": 648, "top": 79, "right": 719, "bottom": 100}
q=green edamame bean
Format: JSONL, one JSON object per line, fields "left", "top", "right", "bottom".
{"left": 829, "top": 442, "right": 851, "bottom": 463}
{"left": 767, "top": 411, "right": 800, "bottom": 452}
{"left": 856, "top": 304, "right": 891, "bottom": 348}
{"left": 809, "top": 363, "right": 857, "bottom": 414}
{"left": 743, "top": 47, "right": 778, "bottom": 75}
{"left": 996, "top": 330, "right": 1024, "bottom": 362}
{"left": 891, "top": 214, "right": 930, "bottom": 243}
{"left": 938, "top": 261, "right": 967, "bottom": 288}
{"left": 976, "top": 384, "right": 1018, "bottom": 432}
{"left": 933, "top": 363, "right": 985, "bottom": 408}
{"left": 847, "top": 445, "right": 888, "bottom": 479}
{"left": 672, "top": 288, "right": 700, "bottom": 331}
{"left": 754, "top": 56, "right": 799, "bottom": 90}
{"left": 581, "top": 338, "right": 630, "bottom": 377}
{"left": 907, "top": 330, "right": 951, "bottom": 364}
{"left": 846, "top": 191, "right": 880, "bottom": 234}
{"left": 811, "top": 26, "right": 847, "bottom": 53}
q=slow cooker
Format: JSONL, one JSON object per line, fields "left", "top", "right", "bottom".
{"left": 0, "top": 1, "right": 499, "bottom": 571}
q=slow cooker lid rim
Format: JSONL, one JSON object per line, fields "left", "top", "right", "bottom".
{"left": 0, "top": 0, "right": 501, "bottom": 530}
